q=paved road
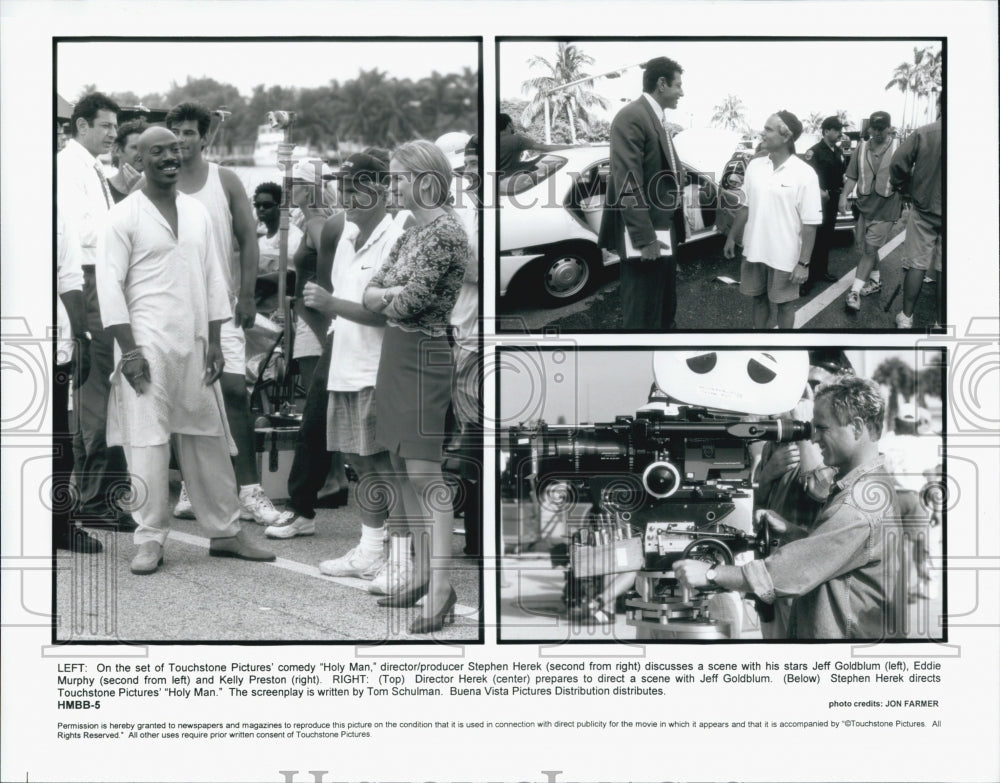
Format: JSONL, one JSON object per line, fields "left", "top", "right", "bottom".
{"left": 55, "top": 482, "right": 481, "bottom": 643}
{"left": 500, "top": 225, "right": 941, "bottom": 333}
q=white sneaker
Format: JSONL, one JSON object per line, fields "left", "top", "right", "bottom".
{"left": 369, "top": 556, "right": 414, "bottom": 595}
{"left": 895, "top": 310, "right": 914, "bottom": 329}
{"left": 860, "top": 278, "right": 882, "bottom": 297}
{"left": 264, "top": 514, "right": 315, "bottom": 539}
{"left": 318, "top": 546, "right": 385, "bottom": 579}
{"left": 173, "top": 483, "right": 196, "bottom": 519}
{"left": 240, "top": 486, "right": 286, "bottom": 525}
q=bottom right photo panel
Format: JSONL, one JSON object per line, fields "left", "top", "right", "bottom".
{"left": 497, "top": 346, "right": 946, "bottom": 643}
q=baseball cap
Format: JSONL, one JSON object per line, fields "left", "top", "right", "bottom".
{"left": 291, "top": 159, "right": 335, "bottom": 183}
{"left": 333, "top": 152, "right": 389, "bottom": 186}
{"left": 868, "top": 111, "right": 891, "bottom": 130}
{"left": 820, "top": 116, "right": 844, "bottom": 132}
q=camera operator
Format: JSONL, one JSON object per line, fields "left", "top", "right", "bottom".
{"left": 676, "top": 375, "right": 898, "bottom": 639}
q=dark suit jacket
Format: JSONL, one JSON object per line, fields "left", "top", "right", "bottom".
{"left": 598, "top": 96, "right": 686, "bottom": 258}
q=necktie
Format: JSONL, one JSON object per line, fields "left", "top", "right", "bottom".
{"left": 664, "top": 127, "right": 680, "bottom": 179}
{"left": 94, "top": 161, "right": 113, "bottom": 209}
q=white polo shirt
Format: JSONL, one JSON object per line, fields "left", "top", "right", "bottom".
{"left": 326, "top": 214, "right": 403, "bottom": 392}
{"left": 742, "top": 154, "right": 823, "bottom": 272}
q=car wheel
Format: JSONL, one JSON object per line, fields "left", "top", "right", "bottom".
{"left": 533, "top": 244, "right": 602, "bottom": 306}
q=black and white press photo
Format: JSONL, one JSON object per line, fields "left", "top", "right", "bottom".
{"left": 52, "top": 38, "right": 483, "bottom": 642}
{"left": 498, "top": 347, "right": 946, "bottom": 642}
{"left": 497, "top": 39, "right": 944, "bottom": 333}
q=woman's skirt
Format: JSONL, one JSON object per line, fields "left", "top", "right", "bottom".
{"left": 375, "top": 325, "right": 454, "bottom": 461}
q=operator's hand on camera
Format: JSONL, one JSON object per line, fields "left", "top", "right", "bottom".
{"left": 756, "top": 508, "right": 791, "bottom": 536}
{"left": 758, "top": 443, "right": 800, "bottom": 484}
{"left": 674, "top": 559, "right": 711, "bottom": 591}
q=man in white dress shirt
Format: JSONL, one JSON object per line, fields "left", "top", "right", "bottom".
{"left": 56, "top": 92, "right": 134, "bottom": 534}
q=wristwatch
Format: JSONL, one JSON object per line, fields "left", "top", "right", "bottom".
{"left": 705, "top": 566, "right": 719, "bottom": 587}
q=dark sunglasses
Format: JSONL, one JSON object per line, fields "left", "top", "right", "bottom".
{"left": 253, "top": 201, "right": 278, "bottom": 209}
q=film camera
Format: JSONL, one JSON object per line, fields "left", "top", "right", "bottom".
{"left": 503, "top": 350, "right": 813, "bottom": 638}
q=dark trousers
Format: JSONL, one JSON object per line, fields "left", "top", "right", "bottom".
{"left": 71, "top": 269, "right": 128, "bottom": 519}
{"left": 808, "top": 191, "right": 841, "bottom": 285}
{"left": 620, "top": 256, "right": 677, "bottom": 330}
{"left": 286, "top": 333, "right": 334, "bottom": 519}
{"left": 53, "top": 361, "right": 75, "bottom": 544}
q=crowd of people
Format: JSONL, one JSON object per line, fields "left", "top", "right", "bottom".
{"left": 56, "top": 92, "right": 481, "bottom": 635}
{"left": 591, "top": 56, "right": 943, "bottom": 330}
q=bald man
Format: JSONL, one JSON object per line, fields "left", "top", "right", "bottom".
{"left": 97, "top": 127, "right": 275, "bottom": 575}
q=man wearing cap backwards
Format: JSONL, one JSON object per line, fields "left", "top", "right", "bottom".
{"left": 598, "top": 56, "right": 687, "bottom": 330}
{"left": 166, "top": 102, "right": 293, "bottom": 527}
{"left": 724, "top": 110, "right": 822, "bottom": 329}
{"left": 841, "top": 111, "right": 903, "bottom": 314}
{"left": 274, "top": 153, "right": 408, "bottom": 595}
{"left": 96, "top": 126, "right": 276, "bottom": 575}
{"left": 801, "top": 116, "right": 847, "bottom": 295}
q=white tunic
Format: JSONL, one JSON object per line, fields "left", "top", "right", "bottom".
{"left": 97, "top": 191, "right": 233, "bottom": 447}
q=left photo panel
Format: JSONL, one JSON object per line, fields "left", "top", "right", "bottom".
{"left": 52, "top": 37, "right": 484, "bottom": 643}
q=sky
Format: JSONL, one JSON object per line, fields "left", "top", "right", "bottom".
{"left": 56, "top": 40, "right": 479, "bottom": 101}
{"left": 500, "top": 40, "right": 940, "bottom": 132}
{"left": 498, "top": 349, "right": 940, "bottom": 425}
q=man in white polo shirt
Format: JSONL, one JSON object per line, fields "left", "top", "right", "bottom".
{"left": 268, "top": 153, "right": 409, "bottom": 593}
{"left": 725, "top": 110, "right": 822, "bottom": 329}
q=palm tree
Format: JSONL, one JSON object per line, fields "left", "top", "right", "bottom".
{"left": 834, "top": 109, "right": 854, "bottom": 131}
{"left": 804, "top": 111, "right": 825, "bottom": 134}
{"left": 885, "top": 61, "right": 915, "bottom": 131}
{"left": 520, "top": 43, "right": 610, "bottom": 144}
{"left": 711, "top": 94, "right": 749, "bottom": 133}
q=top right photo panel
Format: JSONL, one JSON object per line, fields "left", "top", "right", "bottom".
{"left": 496, "top": 38, "right": 944, "bottom": 333}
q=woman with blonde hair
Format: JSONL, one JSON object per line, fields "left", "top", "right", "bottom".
{"left": 364, "top": 139, "right": 469, "bottom": 634}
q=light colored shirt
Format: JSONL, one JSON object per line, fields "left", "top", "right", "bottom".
{"left": 57, "top": 138, "right": 113, "bottom": 270}
{"left": 97, "top": 192, "right": 232, "bottom": 447}
{"left": 56, "top": 213, "right": 85, "bottom": 365}
{"left": 449, "top": 201, "right": 479, "bottom": 351}
{"left": 326, "top": 215, "right": 402, "bottom": 392}
{"left": 642, "top": 92, "right": 664, "bottom": 123}
{"left": 257, "top": 223, "right": 304, "bottom": 273}
{"left": 742, "top": 154, "right": 823, "bottom": 272}
{"left": 742, "top": 456, "right": 898, "bottom": 639}
{"left": 184, "top": 163, "right": 237, "bottom": 300}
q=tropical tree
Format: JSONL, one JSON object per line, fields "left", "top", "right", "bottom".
{"left": 834, "top": 109, "right": 855, "bottom": 131}
{"left": 711, "top": 94, "right": 749, "bottom": 133}
{"left": 885, "top": 45, "right": 943, "bottom": 131}
{"left": 803, "top": 112, "right": 825, "bottom": 134}
{"left": 520, "top": 42, "right": 610, "bottom": 144}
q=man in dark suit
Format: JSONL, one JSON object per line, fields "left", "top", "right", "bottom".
{"left": 802, "top": 115, "right": 847, "bottom": 294}
{"left": 598, "top": 56, "right": 686, "bottom": 330}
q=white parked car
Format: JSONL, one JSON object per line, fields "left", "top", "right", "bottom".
{"left": 499, "top": 130, "right": 742, "bottom": 306}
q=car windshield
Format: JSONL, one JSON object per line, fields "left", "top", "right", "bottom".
{"left": 499, "top": 154, "right": 568, "bottom": 197}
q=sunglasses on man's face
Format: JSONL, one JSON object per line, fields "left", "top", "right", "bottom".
{"left": 253, "top": 201, "right": 278, "bottom": 210}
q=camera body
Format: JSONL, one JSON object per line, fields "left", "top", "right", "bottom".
{"left": 505, "top": 404, "right": 811, "bottom": 637}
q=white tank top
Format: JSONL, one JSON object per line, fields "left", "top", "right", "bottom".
{"left": 186, "top": 163, "right": 237, "bottom": 298}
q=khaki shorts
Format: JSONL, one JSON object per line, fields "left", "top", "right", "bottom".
{"left": 220, "top": 318, "right": 246, "bottom": 376}
{"left": 854, "top": 213, "right": 895, "bottom": 254}
{"left": 740, "top": 259, "right": 800, "bottom": 304}
{"left": 901, "top": 208, "right": 942, "bottom": 272}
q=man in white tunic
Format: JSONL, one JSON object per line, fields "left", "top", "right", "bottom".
{"left": 97, "top": 127, "right": 276, "bottom": 575}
